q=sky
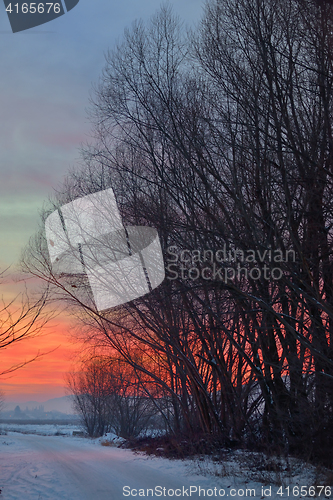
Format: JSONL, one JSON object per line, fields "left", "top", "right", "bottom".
{"left": 0, "top": 0, "right": 204, "bottom": 404}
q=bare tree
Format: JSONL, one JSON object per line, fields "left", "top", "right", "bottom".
{"left": 67, "top": 355, "right": 157, "bottom": 438}
{"left": 67, "top": 358, "right": 114, "bottom": 437}
{"left": 0, "top": 269, "right": 51, "bottom": 376}
{"left": 22, "top": 0, "right": 333, "bottom": 464}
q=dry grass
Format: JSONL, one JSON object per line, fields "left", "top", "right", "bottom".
{"left": 101, "top": 439, "right": 117, "bottom": 447}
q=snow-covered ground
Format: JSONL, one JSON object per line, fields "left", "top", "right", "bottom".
{"left": 0, "top": 425, "right": 331, "bottom": 499}
{"left": 0, "top": 422, "right": 81, "bottom": 437}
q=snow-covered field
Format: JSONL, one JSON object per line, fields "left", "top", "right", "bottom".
{"left": 0, "top": 424, "right": 331, "bottom": 499}
{"left": 0, "top": 422, "right": 81, "bottom": 437}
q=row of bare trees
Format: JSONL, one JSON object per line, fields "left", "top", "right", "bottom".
{"left": 23, "top": 0, "right": 333, "bottom": 464}
{"left": 67, "top": 355, "right": 159, "bottom": 438}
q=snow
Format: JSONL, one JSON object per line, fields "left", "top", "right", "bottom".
{"left": 0, "top": 423, "right": 80, "bottom": 437}
{"left": 0, "top": 425, "right": 331, "bottom": 499}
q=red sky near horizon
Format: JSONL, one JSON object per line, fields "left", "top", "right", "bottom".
{"left": 1, "top": 317, "right": 81, "bottom": 404}
{"left": 0, "top": 0, "right": 202, "bottom": 406}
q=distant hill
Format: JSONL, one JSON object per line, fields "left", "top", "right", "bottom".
{"left": 3, "top": 396, "right": 75, "bottom": 415}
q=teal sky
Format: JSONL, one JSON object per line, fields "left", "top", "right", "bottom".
{"left": 0, "top": 0, "right": 204, "bottom": 269}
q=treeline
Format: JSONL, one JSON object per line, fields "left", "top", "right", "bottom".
{"left": 67, "top": 356, "right": 161, "bottom": 438}
{"left": 24, "top": 0, "right": 333, "bottom": 464}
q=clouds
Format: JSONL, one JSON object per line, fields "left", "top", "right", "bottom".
{"left": 0, "top": 0, "right": 204, "bottom": 401}
{"left": 0, "top": 0, "right": 203, "bottom": 267}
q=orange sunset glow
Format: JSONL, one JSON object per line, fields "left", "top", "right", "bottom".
{"left": 0, "top": 317, "right": 81, "bottom": 403}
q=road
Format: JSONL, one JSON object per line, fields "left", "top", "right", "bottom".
{"left": 0, "top": 433, "right": 232, "bottom": 500}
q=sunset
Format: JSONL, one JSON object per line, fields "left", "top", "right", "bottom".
{"left": 1, "top": 0, "right": 333, "bottom": 498}
{"left": 1, "top": 317, "right": 78, "bottom": 402}
{"left": 0, "top": 0, "right": 202, "bottom": 406}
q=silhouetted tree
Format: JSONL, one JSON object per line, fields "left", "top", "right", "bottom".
{"left": 0, "top": 270, "right": 50, "bottom": 376}
{"left": 23, "top": 0, "right": 333, "bottom": 464}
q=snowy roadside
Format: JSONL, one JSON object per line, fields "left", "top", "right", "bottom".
{"left": 0, "top": 426, "right": 332, "bottom": 499}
